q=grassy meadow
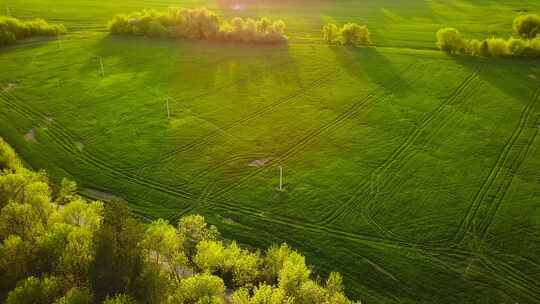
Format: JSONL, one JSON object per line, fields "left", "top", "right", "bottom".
{"left": 1, "top": 0, "right": 540, "bottom": 302}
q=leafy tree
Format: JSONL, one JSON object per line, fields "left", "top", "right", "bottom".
{"left": 0, "top": 235, "right": 32, "bottom": 298}
{"left": 168, "top": 273, "right": 225, "bottom": 304}
{"left": 140, "top": 219, "right": 187, "bottom": 283}
{"left": 55, "top": 178, "right": 78, "bottom": 205}
{"left": 341, "top": 23, "right": 371, "bottom": 45}
{"left": 0, "top": 201, "right": 44, "bottom": 241}
{"left": 513, "top": 14, "right": 540, "bottom": 39}
{"left": 507, "top": 37, "right": 528, "bottom": 56}
{"left": 297, "top": 280, "right": 327, "bottom": 304}
{"left": 49, "top": 199, "right": 104, "bottom": 233}
{"left": 326, "top": 272, "right": 344, "bottom": 296}
{"left": 178, "top": 214, "right": 219, "bottom": 260}
{"left": 90, "top": 200, "right": 145, "bottom": 302}
{"left": 436, "top": 27, "right": 465, "bottom": 54}
{"left": 223, "top": 241, "right": 261, "bottom": 287}
{"left": 232, "top": 284, "right": 292, "bottom": 304}
{"left": 263, "top": 243, "right": 292, "bottom": 283}
{"left": 53, "top": 287, "right": 94, "bottom": 304}
{"left": 278, "top": 252, "right": 311, "bottom": 296}
{"left": 486, "top": 37, "right": 509, "bottom": 57}
{"left": 102, "top": 294, "right": 136, "bottom": 304}
{"left": 322, "top": 23, "right": 340, "bottom": 44}
{"left": 60, "top": 228, "right": 95, "bottom": 285}
{"left": 5, "top": 276, "right": 62, "bottom": 304}
{"left": 194, "top": 240, "right": 225, "bottom": 273}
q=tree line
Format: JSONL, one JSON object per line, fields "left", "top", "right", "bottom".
{"left": 436, "top": 14, "right": 540, "bottom": 58}
{"left": 108, "top": 7, "right": 288, "bottom": 44}
{"left": 0, "top": 137, "right": 360, "bottom": 304}
{"left": 0, "top": 16, "right": 66, "bottom": 46}
{"left": 322, "top": 23, "right": 371, "bottom": 46}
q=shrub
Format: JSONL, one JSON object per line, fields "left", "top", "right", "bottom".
{"left": 0, "top": 16, "right": 66, "bottom": 47}
{"left": 107, "top": 7, "right": 287, "bottom": 44}
{"left": 507, "top": 37, "right": 528, "bottom": 56}
{"left": 341, "top": 23, "right": 371, "bottom": 45}
{"left": 513, "top": 14, "right": 540, "bottom": 39}
{"left": 436, "top": 27, "right": 465, "bottom": 54}
{"left": 322, "top": 23, "right": 340, "bottom": 44}
{"left": 486, "top": 37, "right": 509, "bottom": 57}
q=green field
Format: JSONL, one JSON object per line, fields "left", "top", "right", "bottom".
{"left": 1, "top": 0, "right": 540, "bottom": 302}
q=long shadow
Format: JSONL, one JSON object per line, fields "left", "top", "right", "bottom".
{"left": 451, "top": 54, "right": 540, "bottom": 105}
{"left": 331, "top": 45, "right": 413, "bottom": 98}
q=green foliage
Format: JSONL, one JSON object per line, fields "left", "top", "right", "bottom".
{"left": 436, "top": 27, "right": 465, "bottom": 54}
{"left": 486, "top": 37, "right": 510, "bottom": 57}
{"left": 102, "top": 294, "right": 136, "bottom": 304}
{"left": 278, "top": 252, "right": 311, "bottom": 296}
{"left": 263, "top": 243, "right": 292, "bottom": 284}
{"left": 513, "top": 14, "right": 540, "bottom": 39}
{"left": 55, "top": 178, "right": 78, "bottom": 205}
{"left": 0, "top": 138, "right": 359, "bottom": 304}
{"left": 169, "top": 273, "right": 225, "bottom": 304}
{"left": 53, "top": 287, "right": 94, "bottom": 304}
{"left": 0, "top": 16, "right": 66, "bottom": 47}
{"left": 178, "top": 214, "right": 219, "bottom": 260}
{"left": 5, "top": 276, "right": 62, "bottom": 304}
{"left": 108, "top": 7, "right": 288, "bottom": 44}
{"left": 0, "top": 137, "right": 22, "bottom": 171}
{"left": 194, "top": 240, "right": 226, "bottom": 273}
{"left": 322, "top": 23, "right": 340, "bottom": 44}
{"left": 438, "top": 16, "right": 540, "bottom": 58}
{"left": 231, "top": 284, "right": 293, "bottom": 304}
{"left": 90, "top": 200, "right": 145, "bottom": 302}
{"left": 223, "top": 241, "right": 261, "bottom": 287}
{"left": 341, "top": 23, "right": 371, "bottom": 45}
{"left": 323, "top": 23, "right": 371, "bottom": 46}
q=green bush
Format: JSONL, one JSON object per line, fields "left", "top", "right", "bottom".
{"left": 0, "top": 16, "right": 66, "bottom": 47}
{"left": 322, "top": 22, "right": 371, "bottom": 46}
{"left": 436, "top": 27, "right": 466, "bottom": 54}
{"left": 322, "top": 23, "right": 340, "bottom": 44}
{"left": 341, "top": 23, "right": 371, "bottom": 45}
{"left": 507, "top": 37, "right": 528, "bottom": 56}
{"left": 486, "top": 37, "right": 510, "bottom": 57}
{"left": 437, "top": 24, "right": 540, "bottom": 59}
{"left": 513, "top": 14, "right": 540, "bottom": 39}
{"left": 107, "top": 7, "right": 288, "bottom": 44}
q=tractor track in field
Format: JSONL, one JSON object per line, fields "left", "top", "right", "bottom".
{"left": 209, "top": 62, "right": 419, "bottom": 199}
{"left": 0, "top": 90, "right": 197, "bottom": 201}
{"left": 3, "top": 79, "right": 539, "bottom": 301}
{"left": 131, "top": 70, "right": 339, "bottom": 172}
{"left": 480, "top": 255, "right": 540, "bottom": 302}
{"left": 454, "top": 84, "right": 540, "bottom": 243}
{"left": 319, "top": 70, "right": 481, "bottom": 233}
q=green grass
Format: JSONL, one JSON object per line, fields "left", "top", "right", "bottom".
{"left": 1, "top": 0, "right": 540, "bottom": 303}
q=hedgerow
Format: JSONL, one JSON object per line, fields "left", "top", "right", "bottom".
{"left": 0, "top": 16, "right": 66, "bottom": 47}
{"left": 107, "top": 7, "right": 288, "bottom": 44}
{"left": 322, "top": 22, "right": 371, "bottom": 46}
{"left": 436, "top": 14, "right": 540, "bottom": 59}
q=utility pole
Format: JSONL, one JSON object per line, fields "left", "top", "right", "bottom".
{"left": 99, "top": 56, "right": 104, "bottom": 76}
{"left": 166, "top": 97, "right": 170, "bottom": 119}
{"left": 279, "top": 165, "right": 283, "bottom": 191}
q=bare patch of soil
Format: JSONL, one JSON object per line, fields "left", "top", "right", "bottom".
{"left": 248, "top": 157, "right": 272, "bottom": 167}
{"left": 24, "top": 129, "right": 36, "bottom": 142}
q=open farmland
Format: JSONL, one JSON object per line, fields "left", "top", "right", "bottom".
{"left": 1, "top": 0, "right": 540, "bottom": 302}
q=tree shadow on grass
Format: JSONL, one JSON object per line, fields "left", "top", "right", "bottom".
{"left": 330, "top": 45, "right": 414, "bottom": 98}
{"left": 450, "top": 54, "right": 540, "bottom": 105}
{"left": 90, "top": 35, "right": 301, "bottom": 103}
